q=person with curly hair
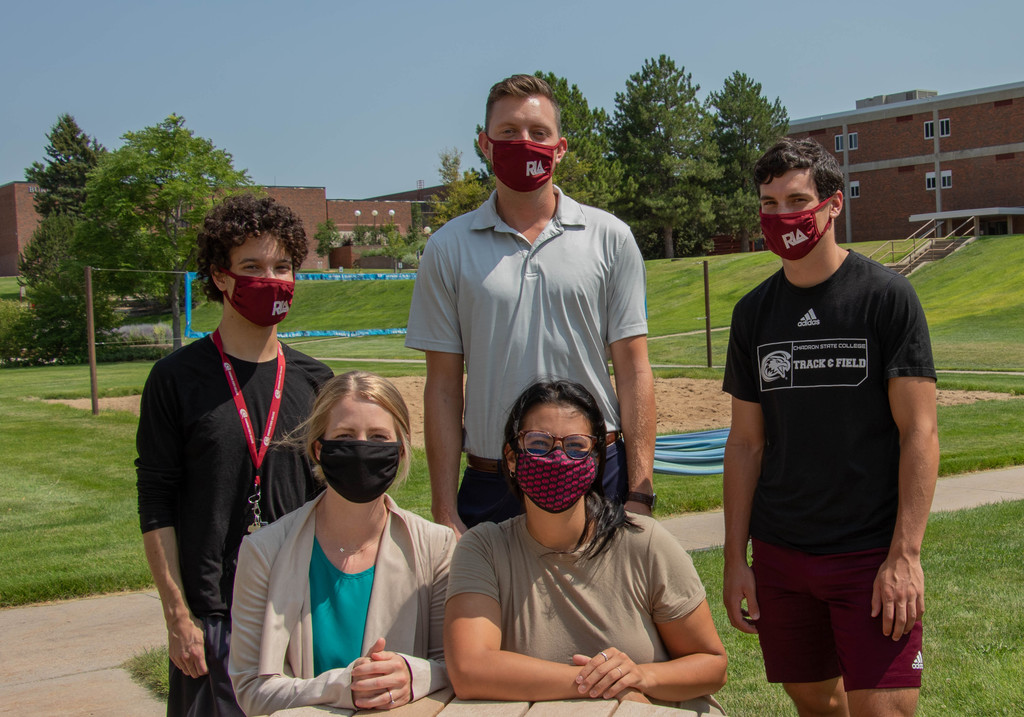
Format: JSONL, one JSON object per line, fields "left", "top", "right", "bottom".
{"left": 137, "top": 193, "right": 333, "bottom": 717}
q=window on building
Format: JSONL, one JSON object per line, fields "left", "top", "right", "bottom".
{"left": 848, "top": 132, "right": 859, "bottom": 150}
{"left": 941, "top": 170, "right": 952, "bottom": 189}
{"left": 924, "top": 121, "right": 934, "bottom": 139}
{"left": 849, "top": 181, "right": 860, "bottom": 198}
{"left": 925, "top": 172, "right": 936, "bottom": 190}
{"left": 834, "top": 134, "right": 844, "bottom": 152}
{"left": 939, "top": 118, "right": 950, "bottom": 137}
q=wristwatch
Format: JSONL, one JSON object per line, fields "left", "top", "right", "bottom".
{"left": 626, "top": 491, "right": 657, "bottom": 510}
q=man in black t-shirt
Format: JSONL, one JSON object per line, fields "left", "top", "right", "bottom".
{"left": 136, "top": 195, "right": 332, "bottom": 717}
{"left": 722, "top": 139, "right": 938, "bottom": 717}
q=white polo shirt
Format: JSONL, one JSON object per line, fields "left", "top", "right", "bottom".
{"left": 406, "top": 189, "right": 647, "bottom": 459}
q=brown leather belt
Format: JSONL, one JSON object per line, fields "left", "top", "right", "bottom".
{"left": 466, "top": 431, "right": 620, "bottom": 473}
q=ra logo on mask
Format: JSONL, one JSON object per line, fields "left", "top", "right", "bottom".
{"left": 272, "top": 300, "right": 291, "bottom": 316}
{"left": 525, "top": 160, "right": 547, "bottom": 177}
{"left": 782, "top": 230, "right": 809, "bottom": 248}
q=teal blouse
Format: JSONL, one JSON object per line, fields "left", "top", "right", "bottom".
{"left": 308, "top": 536, "right": 375, "bottom": 675}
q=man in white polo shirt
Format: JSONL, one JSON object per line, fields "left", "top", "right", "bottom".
{"left": 406, "top": 74, "right": 655, "bottom": 535}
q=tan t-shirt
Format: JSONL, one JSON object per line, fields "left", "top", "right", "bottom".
{"left": 447, "top": 513, "right": 707, "bottom": 664}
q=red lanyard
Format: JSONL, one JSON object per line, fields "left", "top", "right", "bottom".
{"left": 211, "top": 330, "right": 286, "bottom": 533}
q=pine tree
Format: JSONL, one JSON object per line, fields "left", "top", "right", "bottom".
{"left": 533, "top": 71, "right": 623, "bottom": 209}
{"left": 24, "top": 114, "right": 105, "bottom": 219}
{"left": 709, "top": 71, "right": 789, "bottom": 251}
{"left": 609, "top": 55, "right": 720, "bottom": 258}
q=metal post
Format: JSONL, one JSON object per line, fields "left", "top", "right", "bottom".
{"left": 703, "top": 260, "right": 712, "bottom": 368}
{"left": 85, "top": 266, "right": 99, "bottom": 415}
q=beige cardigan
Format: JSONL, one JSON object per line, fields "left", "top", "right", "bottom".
{"left": 229, "top": 494, "right": 456, "bottom": 716}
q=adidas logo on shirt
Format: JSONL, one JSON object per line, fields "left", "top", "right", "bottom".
{"left": 912, "top": 651, "right": 924, "bottom": 670}
{"left": 797, "top": 309, "right": 820, "bottom": 327}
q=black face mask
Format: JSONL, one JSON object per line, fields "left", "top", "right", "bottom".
{"left": 318, "top": 438, "right": 401, "bottom": 504}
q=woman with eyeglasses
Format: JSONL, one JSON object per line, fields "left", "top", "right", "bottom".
{"left": 228, "top": 371, "right": 455, "bottom": 716}
{"left": 444, "top": 379, "right": 727, "bottom": 713}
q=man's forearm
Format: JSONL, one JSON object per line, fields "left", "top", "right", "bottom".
{"left": 887, "top": 376, "right": 940, "bottom": 558}
{"left": 610, "top": 336, "right": 656, "bottom": 495}
{"left": 422, "top": 362, "right": 465, "bottom": 526}
{"left": 723, "top": 447, "right": 760, "bottom": 564}
{"left": 619, "top": 369, "right": 655, "bottom": 494}
{"left": 142, "top": 526, "right": 192, "bottom": 622}
{"left": 890, "top": 425, "right": 939, "bottom": 558}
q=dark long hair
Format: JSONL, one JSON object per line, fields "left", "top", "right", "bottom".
{"left": 500, "top": 379, "right": 636, "bottom": 560}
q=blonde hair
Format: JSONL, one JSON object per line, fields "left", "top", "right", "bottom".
{"left": 485, "top": 74, "right": 561, "bottom": 135}
{"left": 290, "top": 371, "right": 413, "bottom": 485}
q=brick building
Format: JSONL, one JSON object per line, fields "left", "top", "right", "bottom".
{"left": 788, "top": 81, "right": 1024, "bottom": 244}
{"left": 0, "top": 182, "right": 437, "bottom": 276}
{"left": 0, "top": 182, "right": 43, "bottom": 276}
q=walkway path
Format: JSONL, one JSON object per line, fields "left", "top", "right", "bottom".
{"left": 2, "top": 467, "right": 1022, "bottom": 716}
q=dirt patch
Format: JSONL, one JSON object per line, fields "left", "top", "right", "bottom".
{"left": 42, "top": 381, "right": 1020, "bottom": 447}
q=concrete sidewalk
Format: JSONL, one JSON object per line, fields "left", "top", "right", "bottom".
{"left": 2, "top": 467, "right": 1022, "bottom": 716}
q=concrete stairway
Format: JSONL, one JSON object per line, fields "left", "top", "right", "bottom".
{"left": 893, "top": 237, "right": 972, "bottom": 275}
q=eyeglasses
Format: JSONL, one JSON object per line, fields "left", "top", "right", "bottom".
{"left": 516, "top": 430, "right": 599, "bottom": 460}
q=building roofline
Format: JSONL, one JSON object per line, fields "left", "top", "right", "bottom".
{"left": 0, "top": 180, "right": 35, "bottom": 190}
{"left": 909, "top": 207, "right": 1024, "bottom": 222}
{"left": 791, "top": 81, "right": 1024, "bottom": 131}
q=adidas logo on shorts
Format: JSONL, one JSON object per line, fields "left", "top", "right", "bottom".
{"left": 912, "top": 651, "right": 924, "bottom": 670}
{"left": 797, "top": 309, "right": 820, "bottom": 327}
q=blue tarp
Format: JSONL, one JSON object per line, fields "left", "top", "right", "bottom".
{"left": 652, "top": 428, "right": 728, "bottom": 476}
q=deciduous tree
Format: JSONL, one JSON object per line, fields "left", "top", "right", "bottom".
{"left": 709, "top": 71, "right": 789, "bottom": 251}
{"left": 430, "top": 148, "right": 492, "bottom": 228}
{"left": 76, "top": 115, "right": 251, "bottom": 348}
{"left": 314, "top": 218, "right": 342, "bottom": 257}
{"left": 609, "top": 55, "right": 720, "bottom": 258}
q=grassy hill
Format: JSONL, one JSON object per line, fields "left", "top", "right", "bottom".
{"left": 911, "top": 236, "right": 1024, "bottom": 369}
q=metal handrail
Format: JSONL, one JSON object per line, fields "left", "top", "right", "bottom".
{"left": 869, "top": 215, "right": 976, "bottom": 268}
{"left": 867, "top": 219, "right": 937, "bottom": 264}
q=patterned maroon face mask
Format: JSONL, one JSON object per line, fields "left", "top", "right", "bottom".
{"left": 514, "top": 451, "right": 597, "bottom": 513}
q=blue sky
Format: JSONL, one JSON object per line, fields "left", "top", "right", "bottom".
{"left": 2, "top": 0, "right": 1020, "bottom": 199}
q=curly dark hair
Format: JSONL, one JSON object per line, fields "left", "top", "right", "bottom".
{"left": 500, "top": 379, "right": 636, "bottom": 560}
{"left": 753, "top": 137, "right": 844, "bottom": 202}
{"left": 196, "top": 193, "right": 309, "bottom": 303}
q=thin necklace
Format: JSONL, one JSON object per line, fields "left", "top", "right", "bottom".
{"left": 329, "top": 504, "right": 388, "bottom": 554}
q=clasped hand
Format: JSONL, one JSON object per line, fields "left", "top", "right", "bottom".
{"left": 572, "top": 647, "right": 649, "bottom": 701}
{"left": 350, "top": 637, "right": 412, "bottom": 710}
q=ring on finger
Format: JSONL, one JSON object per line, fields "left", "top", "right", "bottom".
{"left": 600, "top": 651, "right": 609, "bottom": 662}
{"left": 616, "top": 666, "right": 624, "bottom": 678}
{"left": 388, "top": 689, "right": 394, "bottom": 704}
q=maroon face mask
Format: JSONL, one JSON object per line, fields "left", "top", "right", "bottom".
{"left": 220, "top": 269, "right": 294, "bottom": 327}
{"left": 486, "top": 136, "right": 558, "bottom": 192}
{"left": 759, "top": 194, "right": 835, "bottom": 261}
{"left": 514, "top": 451, "right": 597, "bottom": 513}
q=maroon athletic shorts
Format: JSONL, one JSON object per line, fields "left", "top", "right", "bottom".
{"left": 751, "top": 538, "right": 924, "bottom": 691}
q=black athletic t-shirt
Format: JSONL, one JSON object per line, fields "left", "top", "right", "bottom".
{"left": 723, "top": 251, "right": 935, "bottom": 554}
{"left": 136, "top": 337, "right": 333, "bottom": 617}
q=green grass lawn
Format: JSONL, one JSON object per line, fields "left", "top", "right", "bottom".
{"left": 0, "top": 275, "right": 22, "bottom": 301}
{"left": 3, "top": 360, "right": 1022, "bottom": 607}
{"left": 123, "top": 235, "right": 1024, "bottom": 375}
{"left": 911, "top": 236, "right": 1024, "bottom": 370}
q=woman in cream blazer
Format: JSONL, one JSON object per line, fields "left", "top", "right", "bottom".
{"left": 229, "top": 372, "right": 455, "bottom": 716}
